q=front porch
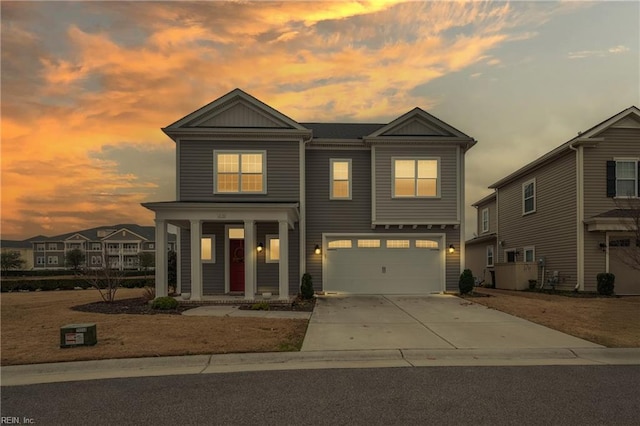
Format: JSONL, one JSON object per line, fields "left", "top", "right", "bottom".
{"left": 143, "top": 202, "right": 300, "bottom": 301}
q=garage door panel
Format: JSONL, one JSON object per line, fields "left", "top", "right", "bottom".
{"left": 324, "top": 237, "right": 442, "bottom": 294}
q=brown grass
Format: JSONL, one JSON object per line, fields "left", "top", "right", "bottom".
{"left": 1, "top": 289, "right": 308, "bottom": 366}
{"left": 469, "top": 288, "right": 640, "bottom": 348}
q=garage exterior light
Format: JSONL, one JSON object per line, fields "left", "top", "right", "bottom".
{"left": 448, "top": 244, "right": 455, "bottom": 254}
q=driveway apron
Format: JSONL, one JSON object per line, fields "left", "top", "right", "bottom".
{"left": 301, "top": 295, "right": 602, "bottom": 351}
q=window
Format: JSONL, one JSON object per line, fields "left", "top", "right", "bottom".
{"left": 524, "top": 247, "right": 535, "bottom": 263}
{"left": 91, "top": 256, "right": 102, "bottom": 265}
{"left": 608, "top": 159, "right": 639, "bottom": 197}
{"left": 36, "top": 244, "right": 45, "bottom": 251}
{"left": 201, "top": 235, "right": 215, "bottom": 263}
{"left": 386, "top": 240, "right": 409, "bottom": 248}
{"left": 149, "top": 243, "right": 155, "bottom": 250}
{"left": 91, "top": 243, "right": 101, "bottom": 251}
{"left": 610, "top": 238, "right": 631, "bottom": 247}
{"left": 328, "top": 240, "right": 352, "bottom": 249}
{"left": 36, "top": 257, "right": 45, "bottom": 265}
{"left": 505, "top": 249, "right": 517, "bottom": 263}
{"left": 523, "top": 179, "right": 536, "bottom": 214}
{"left": 416, "top": 240, "right": 439, "bottom": 249}
{"left": 481, "top": 208, "right": 489, "bottom": 233}
{"left": 266, "top": 235, "right": 280, "bottom": 263}
{"left": 48, "top": 243, "right": 57, "bottom": 250}
{"left": 393, "top": 158, "right": 439, "bottom": 198}
{"left": 486, "top": 246, "right": 494, "bottom": 267}
{"left": 330, "top": 159, "right": 352, "bottom": 199}
{"left": 214, "top": 151, "right": 265, "bottom": 193}
{"left": 126, "top": 257, "right": 137, "bottom": 267}
{"left": 47, "top": 256, "right": 58, "bottom": 265}
{"left": 357, "top": 239, "right": 380, "bottom": 248}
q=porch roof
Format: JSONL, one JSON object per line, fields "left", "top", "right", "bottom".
{"left": 584, "top": 209, "right": 639, "bottom": 232}
{"left": 141, "top": 201, "right": 300, "bottom": 229}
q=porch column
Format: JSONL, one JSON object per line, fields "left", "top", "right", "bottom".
{"left": 244, "top": 220, "right": 256, "bottom": 300}
{"left": 278, "top": 220, "right": 289, "bottom": 300}
{"left": 190, "top": 219, "right": 203, "bottom": 301}
{"left": 154, "top": 219, "right": 168, "bottom": 298}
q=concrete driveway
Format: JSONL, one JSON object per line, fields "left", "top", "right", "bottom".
{"left": 301, "top": 294, "right": 602, "bottom": 351}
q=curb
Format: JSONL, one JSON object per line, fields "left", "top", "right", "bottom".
{"left": 2, "top": 348, "right": 639, "bottom": 387}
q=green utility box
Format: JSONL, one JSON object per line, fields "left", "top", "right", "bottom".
{"left": 60, "top": 323, "right": 97, "bottom": 348}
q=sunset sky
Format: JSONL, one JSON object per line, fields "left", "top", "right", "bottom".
{"left": 1, "top": 1, "right": 639, "bottom": 241}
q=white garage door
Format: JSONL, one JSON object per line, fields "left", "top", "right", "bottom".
{"left": 324, "top": 236, "right": 444, "bottom": 294}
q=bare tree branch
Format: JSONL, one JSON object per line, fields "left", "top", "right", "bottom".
{"left": 81, "top": 254, "right": 125, "bottom": 303}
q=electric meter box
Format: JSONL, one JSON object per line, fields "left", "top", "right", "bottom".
{"left": 60, "top": 323, "right": 97, "bottom": 348}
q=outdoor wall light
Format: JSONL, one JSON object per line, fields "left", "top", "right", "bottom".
{"left": 448, "top": 244, "right": 455, "bottom": 254}
{"left": 257, "top": 243, "right": 264, "bottom": 253}
{"left": 599, "top": 243, "right": 607, "bottom": 252}
{"left": 314, "top": 245, "right": 321, "bottom": 255}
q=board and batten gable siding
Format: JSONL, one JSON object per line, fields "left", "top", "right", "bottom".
{"left": 374, "top": 146, "right": 458, "bottom": 222}
{"left": 305, "top": 149, "right": 461, "bottom": 292}
{"left": 496, "top": 151, "right": 578, "bottom": 289}
{"left": 582, "top": 126, "right": 640, "bottom": 291}
{"left": 178, "top": 140, "right": 300, "bottom": 201}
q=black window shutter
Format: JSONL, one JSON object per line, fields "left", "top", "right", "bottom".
{"left": 606, "top": 160, "right": 616, "bottom": 197}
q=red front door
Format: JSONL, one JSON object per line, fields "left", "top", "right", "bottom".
{"left": 230, "top": 239, "right": 245, "bottom": 292}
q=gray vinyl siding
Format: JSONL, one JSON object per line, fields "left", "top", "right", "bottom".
{"left": 583, "top": 127, "right": 640, "bottom": 218}
{"left": 477, "top": 199, "right": 497, "bottom": 235}
{"left": 583, "top": 127, "right": 640, "bottom": 290}
{"left": 305, "top": 149, "right": 461, "bottom": 292}
{"left": 496, "top": 151, "right": 578, "bottom": 290}
{"left": 374, "top": 146, "right": 458, "bottom": 222}
{"left": 178, "top": 140, "right": 300, "bottom": 201}
{"left": 256, "top": 223, "right": 300, "bottom": 295}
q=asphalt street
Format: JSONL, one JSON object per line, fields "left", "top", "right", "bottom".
{"left": 2, "top": 365, "right": 639, "bottom": 425}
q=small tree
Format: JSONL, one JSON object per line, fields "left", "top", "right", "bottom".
{"left": 596, "top": 273, "right": 615, "bottom": 296}
{"left": 138, "top": 252, "right": 155, "bottom": 275}
{"left": 65, "top": 248, "right": 86, "bottom": 272}
{"left": 1, "top": 251, "right": 26, "bottom": 272}
{"left": 459, "top": 269, "right": 474, "bottom": 295}
{"left": 82, "top": 255, "right": 125, "bottom": 303}
{"left": 300, "top": 273, "right": 314, "bottom": 299}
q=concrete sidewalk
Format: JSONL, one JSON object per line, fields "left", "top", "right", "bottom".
{"left": 2, "top": 348, "right": 639, "bottom": 386}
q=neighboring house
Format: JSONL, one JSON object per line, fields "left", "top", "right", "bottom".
{"left": 143, "top": 88, "right": 477, "bottom": 300}
{"left": 1, "top": 238, "right": 39, "bottom": 270}
{"left": 465, "top": 192, "right": 497, "bottom": 286}
{"left": 30, "top": 224, "right": 176, "bottom": 271}
{"left": 466, "top": 106, "right": 640, "bottom": 295}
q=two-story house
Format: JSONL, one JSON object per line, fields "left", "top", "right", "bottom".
{"left": 31, "top": 224, "right": 176, "bottom": 271}
{"left": 464, "top": 192, "right": 497, "bottom": 286}
{"left": 143, "top": 89, "right": 476, "bottom": 300}
{"left": 466, "top": 106, "right": 640, "bottom": 295}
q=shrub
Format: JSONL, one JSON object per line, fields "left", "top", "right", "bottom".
{"left": 528, "top": 279, "right": 538, "bottom": 290}
{"left": 596, "top": 273, "right": 615, "bottom": 296}
{"left": 152, "top": 296, "right": 179, "bottom": 310}
{"left": 251, "top": 302, "right": 270, "bottom": 311}
{"left": 300, "top": 273, "right": 314, "bottom": 300}
{"left": 459, "top": 269, "right": 474, "bottom": 295}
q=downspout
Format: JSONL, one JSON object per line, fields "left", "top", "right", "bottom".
{"left": 569, "top": 142, "right": 584, "bottom": 291}
{"left": 299, "top": 132, "right": 313, "bottom": 282}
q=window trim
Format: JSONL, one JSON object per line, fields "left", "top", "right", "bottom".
{"left": 213, "top": 150, "right": 267, "bottom": 195}
{"left": 47, "top": 256, "right": 59, "bottom": 265}
{"left": 201, "top": 235, "right": 215, "bottom": 263}
{"left": 48, "top": 243, "right": 57, "bottom": 251}
{"left": 613, "top": 158, "right": 639, "bottom": 198}
{"left": 391, "top": 157, "right": 441, "bottom": 198}
{"left": 522, "top": 178, "right": 536, "bottom": 215}
{"left": 36, "top": 244, "right": 45, "bottom": 252}
{"left": 330, "top": 158, "right": 352, "bottom": 200}
{"left": 36, "top": 256, "right": 45, "bottom": 265}
{"left": 481, "top": 208, "right": 489, "bottom": 233}
{"left": 523, "top": 246, "right": 535, "bottom": 263}
{"left": 486, "top": 245, "right": 494, "bottom": 267}
{"left": 266, "top": 234, "right": 280, "bottom": 263}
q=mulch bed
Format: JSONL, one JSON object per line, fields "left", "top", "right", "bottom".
{"left": 72, "top": 296, "right": 316, "bottom": 315}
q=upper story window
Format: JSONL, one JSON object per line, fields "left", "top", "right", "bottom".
{"left": 214, "top": 151, "right": 266, "bottom": 194}
{"left": 522, "top": 179, "right": 536, "bottom": 215}
{"left": 393, "top": 158, "right": 439, "bottom": 198}
{"left": 91, "top": 243, "right": 101, "bottom": 251}
{"left": 36, "top": 244, "right": 45, "bottom": 251}
{"left": 48, "top": 243, "right": 58, "bottom": 251}
{"left": 330, "top": 159, "right": 352, "bottom": 200}
{"left": 481, "top": 208, "right": 489, "bottom": 233}
{"left": 607, "top": 159, "right": 638, "bottom": 197}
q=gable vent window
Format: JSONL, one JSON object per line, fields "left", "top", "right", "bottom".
{"left": 214, "top": 151, "right": 266, "bottom": 194}
{"left": 607, "top": 160, "right": 639, "bottom": 197}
